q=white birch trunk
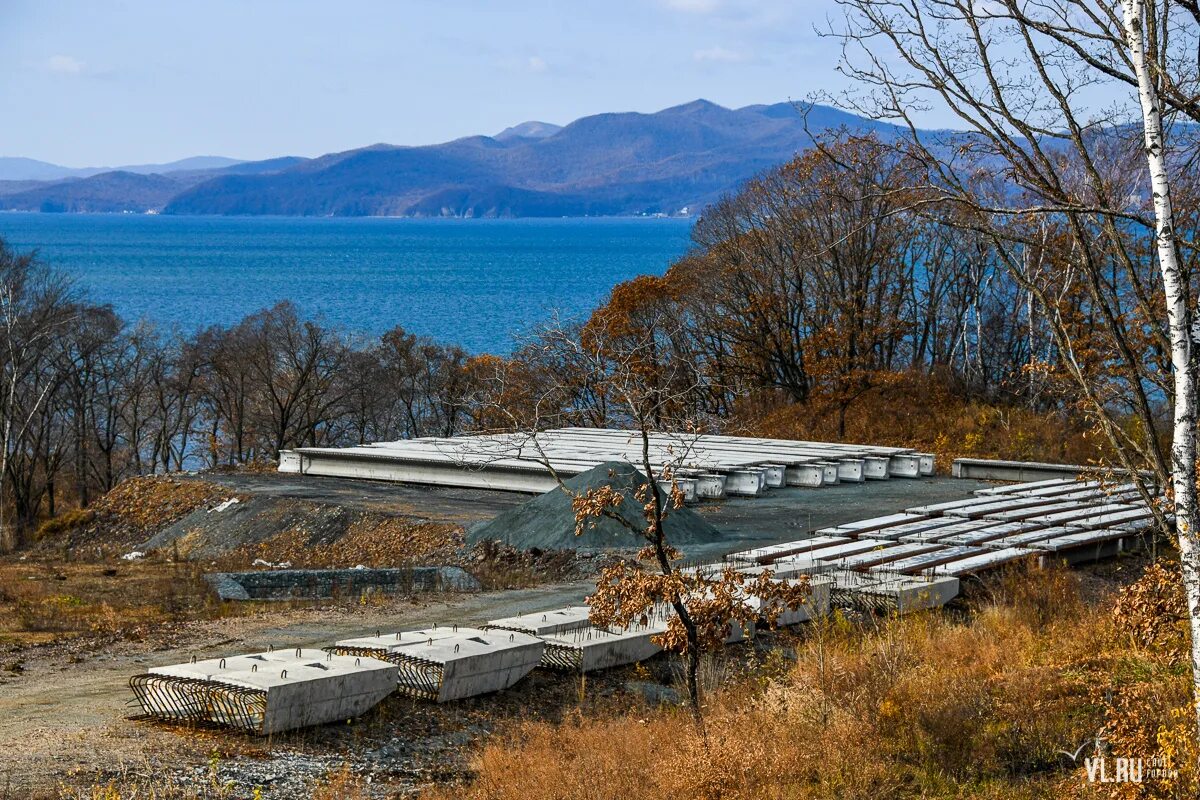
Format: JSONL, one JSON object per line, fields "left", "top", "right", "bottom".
{"left": 1122, "top": 0, "right": 1200, "bottom": 735}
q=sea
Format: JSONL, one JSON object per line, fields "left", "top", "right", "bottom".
{"left": 0, "top": 213, "right": 694, "bottom": 353}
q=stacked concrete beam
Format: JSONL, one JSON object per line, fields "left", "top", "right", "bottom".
{"left": 796, "top": 477, "right": 1165, "bottom": 579}
{"left": 129, "top": 648, "right": 397, "bottom": 734}
{"left": 327, "top": 626, "right": 544, "bottom": 702}
{"left": 279, "top": 428, "right": 936, "bottom": 499}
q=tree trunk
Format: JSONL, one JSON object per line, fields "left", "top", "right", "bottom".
{"left": 1122, "top": 0, "right": 1200, "bottom": 737}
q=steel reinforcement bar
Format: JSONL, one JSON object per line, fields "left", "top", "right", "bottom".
{"left": 128, "top": 674, "right": 268, "bottom": 734}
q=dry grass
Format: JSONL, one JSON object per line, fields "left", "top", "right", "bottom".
{"left": 744, "top": 372, "right": 1107, "bottom": 472}
{"left": 0, "top": 558, "right": 226, "bottom": 645}
{"left": 422, "top": 562, "right": 1198, "bottom": 800}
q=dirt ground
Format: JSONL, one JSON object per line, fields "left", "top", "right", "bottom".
{"left": 0, "top": 579, "right": 596, "bottom": 798}
{"left": 0, "top": 471, "right": 996, "bottom": 798}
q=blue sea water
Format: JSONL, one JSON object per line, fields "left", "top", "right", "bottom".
{"left": 0, "top": 214, "right": 694, "bottom": 353}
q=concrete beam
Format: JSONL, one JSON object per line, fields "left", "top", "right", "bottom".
{"left": 328, "top": 627, "right": 544, "bottom": 702}
{"left": 131, "top": 648, "right": 396, "bottom": 735}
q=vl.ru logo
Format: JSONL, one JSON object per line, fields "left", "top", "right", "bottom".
{"left": 1083, "top": 756, "right": 1143, "bottom": 784}
{"left": 1060, "top": 735, "right": 1177, "bottom": 784}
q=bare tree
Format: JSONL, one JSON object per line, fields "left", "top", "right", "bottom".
{"left": 473, "top": 303, "right": 810, "bottom": 716}
{"left": 833, "top": 0, "right": 1200, "bottom": 736}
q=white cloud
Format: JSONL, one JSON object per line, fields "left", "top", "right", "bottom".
{"left": 46, "top": 54, "right": 84, "bottom": 75}
{"left": 693, "top": 46, "right": 746, "bottom": 63}
{"left": 526, "top": 55, "right": 548, "bottom": 73}
{"left": 663, "top": 0, "right": 720, "bottom": 13}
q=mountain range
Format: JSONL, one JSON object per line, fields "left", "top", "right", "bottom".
{"left": 0, "top": 100, "right": 898, "bottom": 217}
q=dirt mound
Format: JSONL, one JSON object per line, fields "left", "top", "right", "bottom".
{"left": 467, "top": 461, "right": 724, "bottom": 551}
{"left": 134, "top": 495, "right": 462, "bottom": 565}
{"left": 51, "top": 476, "right": 233, "bottom": 552}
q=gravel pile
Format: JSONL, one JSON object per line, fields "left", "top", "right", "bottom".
{"left": 467, "top": 461, "right": 723, "bottom": 551}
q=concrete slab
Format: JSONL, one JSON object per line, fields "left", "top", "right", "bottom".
{"left": 1024, "top": 504, "right": 1146, "bottom": 528}
{"left": 895, "top": 519, "right": 1028, "bottom": 544}
{"left": 871, "top": 546, "right": 979, "bottom": 575}
{"left": 945, "top": 496, "right": 1066, "bottom": 519}
{"left": 817, "top": 513, "right": 931, "bottom": 538}
{"left": 328, "top": 627, "right": 544, "bottom": 702}
{"left": 826, "top": 542, "right": 944, "bottom": 569}
{"left": 932, "top": 548, "right": 1035, "bottom": 576}
{"left": 979, "top": 526, "right": 1083, "bottom": 549}
{"left": 724, "top": 536, "right": 852, "bottom": 564}
{"left": 130, "top": 648, "right": 397, "bottom": 734}
{"left": 484, "top": 606, "right": 593, "bottom": 637}
{"left": 934, "top": 521, "right": 1041, "bottom": 546}
{"left": 855, "top": 516, "right": 970, "bottom": 541}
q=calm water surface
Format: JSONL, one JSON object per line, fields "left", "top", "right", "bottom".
{"left": 0, "top": 214, "right": 694, "bottom": 353}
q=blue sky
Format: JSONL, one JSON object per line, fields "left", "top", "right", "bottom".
{"left": 3, "top": 0, "right": 905, "bottom": 166}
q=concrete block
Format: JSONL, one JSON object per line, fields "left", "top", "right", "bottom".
{"left": 833, "top": 459, "right": 865, "bottom": 482}
{"left": 485, "top": 606, "right": 594, "bottom": 637}
{"left": 722, "top": 469, "right": 764, "bottom": 497}
{"left": 829, "top": 571, "right": 959, "bottom": 613}
{"left": 862, "top": 456, "right": 891, "bottom": 479}
{"left": 130, "top": 648, "right": 397, "bottom": 735}
{"left": 328, "top": 627, "right": 544, "bottom": 702}
{"left": 785, "top": 463, "right": 825, "bottom": 487}
{"left": 747, "top": 576, "right": 832, "bottom": 627}
{"left": 917, "top": 453, "right": 935, "bottom": 475}
{"left": 888, "top": 454, "right": 921, "bottom": 478}
{"left": 815, "top": 462, "right": 841, "bottom": 484}
{"left": 541, "top": 620, "right": 666, "bottom": 673}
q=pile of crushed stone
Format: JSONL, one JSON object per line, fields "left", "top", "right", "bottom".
{"left": 467, "top": 461, "right": 723, "bottom": 551}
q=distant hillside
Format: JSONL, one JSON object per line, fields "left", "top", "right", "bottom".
{"left": 2, "top": 171, "right": 186, "bottom": 213}
{"left": 2, "top": 100, "right": 902, "bottom": 217}
{"left": 495, "top": 121, "right": 563, "bottom": 141}
{"left": 0, "top": 155, "right": 245, "bottom": 182}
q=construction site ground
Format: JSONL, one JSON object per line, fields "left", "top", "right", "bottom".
{"left": 0, "top": 470, "right": 993, "bottom": 797}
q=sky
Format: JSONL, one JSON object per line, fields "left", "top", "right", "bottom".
{"left": 2, "top": 0, "right": 919, "bottom": 167}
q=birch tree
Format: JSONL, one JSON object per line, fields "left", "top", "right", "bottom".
{"left": 1120, "top": 0, "right": 1200, "bottom": 736}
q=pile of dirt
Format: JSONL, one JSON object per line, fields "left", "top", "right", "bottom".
{"left": 215, "top": 512, "right": 464, "bottom": 568}
{"left": 53, "top": 476, "right": 234, "bottom": 552}
{"left": 467, "top": 461, "right": 724, "bottom": 551}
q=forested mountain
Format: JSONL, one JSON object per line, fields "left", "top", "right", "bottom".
{"left": 0, "top": 100, "right": 899, "bottom": 216}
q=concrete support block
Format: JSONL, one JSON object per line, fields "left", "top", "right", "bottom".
{"left": 862, "top": 456, "right": 891, "bottom": 479}
{"left": 830, "top": 571, "right": 960, "bottom": 613}
{"left": 328, "top": 627, "right": 544, "bottom": 702}
{"left": 785, "top": 463, "right": 825, "bottom": 487}
{"left": 130, "top": 648, "right": 397, "bottom": 735}
{"left": 888, "top": 454, "right": 921, "bottom": 478}
{"left": 485, "top": 606, "right": 593, "bottom": 637}
{"left": 541, "top": 621, "right": 666, "bottom": 673}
